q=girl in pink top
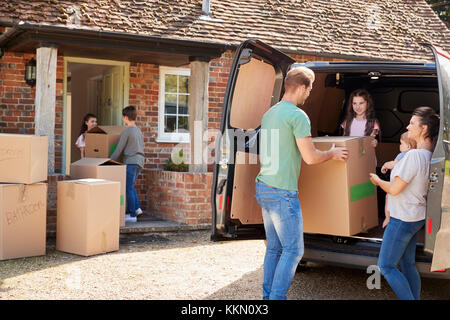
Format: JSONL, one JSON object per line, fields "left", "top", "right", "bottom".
{"left": 341, "top": 89, "right": 380, "bottom": 148}
{"left": 75, "top": 113, "right": 98, "bottom": 158}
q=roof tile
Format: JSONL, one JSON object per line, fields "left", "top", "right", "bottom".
{"left": 0, "top": 0, "right": 449, "bottom": 61}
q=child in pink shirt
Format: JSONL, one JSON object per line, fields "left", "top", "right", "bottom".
{"left": 75, "top": 113, "right": 97, "bottom": 158}
{"left": 341, "top": 89, "right": 380, "bottom": 148}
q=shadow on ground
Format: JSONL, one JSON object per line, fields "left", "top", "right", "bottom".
{"left": 0, "top": 231, "right": 210, "bottom": 293}
{"left": 206, "top": 262, "right": 450, "bottom": 300}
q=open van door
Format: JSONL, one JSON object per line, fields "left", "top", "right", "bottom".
{"left": 211, "top": 40, "right": 295, "bottom": 240}
{"left": 424, "top": 45, "right": 450, "bottom": 272}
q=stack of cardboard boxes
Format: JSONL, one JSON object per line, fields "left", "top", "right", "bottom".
{"left": 0, "top": 130, "right": 125, "bottom": 260}
{"left": 0, "top": 134, "right": 49, "bottom": 260}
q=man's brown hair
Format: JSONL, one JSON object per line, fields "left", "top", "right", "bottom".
{"left": 284, "top": 66, "right": 315, "bottom": 92}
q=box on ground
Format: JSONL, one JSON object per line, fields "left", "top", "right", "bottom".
{"left": 70, "top": 158, "right": 126, "bottom": 227}
{"left": 298, "top": 136, "right": 379, "bottom": 236}
{"left": 0, "top": 183, "right": 47, "bottom": 260}
{"left": 85, "top": 126, "right": 126, "bottom": 158}
{"left": 0, "top": 133, "right": 48, "bottom": 184}
{"left": 56, "top": 179, "right": 120, "bottom": 257}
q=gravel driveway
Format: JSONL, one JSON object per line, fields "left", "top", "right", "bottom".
{"left": 1, "top": 230, "right": 449, "bottom": 300}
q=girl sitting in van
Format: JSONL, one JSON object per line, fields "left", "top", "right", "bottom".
{"left": 75, "top": 113, "right": 98, "bottom": 158}
{"left": 341, "top": 89, "right": 380, "bottom": 148}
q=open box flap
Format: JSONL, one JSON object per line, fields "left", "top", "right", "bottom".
{"left": 71, "top": 158, "right": 123, "bottom": 167}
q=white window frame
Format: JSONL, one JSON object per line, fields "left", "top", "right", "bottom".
{"left": 157, "top": 66, "right": 191, "bottom": 143}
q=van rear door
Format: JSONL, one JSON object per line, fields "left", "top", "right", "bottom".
{"left": 425, "top": 45, "right": 450, "bottom": 271}
{"left": 211, "top": 40, "right": 295, "bottom": 240}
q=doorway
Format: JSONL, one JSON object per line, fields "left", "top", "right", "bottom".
{"left": 63, "top": 58, "right": 130, "bottom": 174}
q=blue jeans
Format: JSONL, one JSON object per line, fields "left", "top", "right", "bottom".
{"left": 377, "top": 217, "right": 425, "bottom": 300}
{"left": 254, "top": 182, "right": 304, "bottom": 300}
{"left": 126, "top": 164, "right": 142, "bottom": 217}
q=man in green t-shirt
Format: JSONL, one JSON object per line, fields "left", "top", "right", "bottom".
{"left": 254, "top": 66, "right": 348, "bottom": 300}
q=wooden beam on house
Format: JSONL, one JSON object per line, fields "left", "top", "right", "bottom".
{"left": 188, "top": 58, "right": 210, "bottom": 173}
{"left": 35, "top": 45, "right": 58, "bottom": 173}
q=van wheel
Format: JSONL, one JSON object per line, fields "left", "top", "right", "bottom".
{"left": 296, "top": 261, "right": 308, "bottom": 273}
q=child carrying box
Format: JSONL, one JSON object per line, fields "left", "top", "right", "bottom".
{"left": 110, "top": 106, "right": 145, "bottom": 223}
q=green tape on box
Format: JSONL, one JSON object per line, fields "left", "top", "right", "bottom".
{"left": 350, "top": 181, "right": 375, "bottom": 202}
{"left": 110, "top": 144, "right": 117, "bottom": 155}
{"left": 120, "top": 195, "right": 124, "bottom": 206}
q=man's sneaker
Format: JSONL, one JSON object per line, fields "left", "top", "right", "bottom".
{"left": 125, "top": 214, "right": 137, "bottom": 223}
{"left": 135, "top": 208, "right": 143, "bottom": 217}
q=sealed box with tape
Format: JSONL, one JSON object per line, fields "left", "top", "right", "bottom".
{"left": 0, "top": 183, "right": 47, "bottom": 260}
{"left": 0, "top": 133, "right": 48, "bottom": 184}
{"left": 70, "top": 158, "right": 126, "bottom": 227}
{"left": 56, "top": 179, "right": 120, "bottom": 257}
{"left": 298, "top": 136, "right": 379, "bottom": 236}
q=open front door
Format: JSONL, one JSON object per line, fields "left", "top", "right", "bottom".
{"left": 425, "top": 45, "right": 450, "bottom": 271}
{"left": 211, "top": 40, "right": 295, "bottom": 240}
{"left": 101, "top": 66, "right": 124, "bottom": 125}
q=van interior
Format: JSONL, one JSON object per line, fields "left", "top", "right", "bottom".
{"left": 227, "top": 57, "right": 439, "bottom": 244}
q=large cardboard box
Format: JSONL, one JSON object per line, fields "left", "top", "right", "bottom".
{"left": 70, "top": 158, "right": 126, "bottom": 227}
{"left": 85, "top": 126, "right": 126, "bottom": 158}
{"left": 298, "top": 136, "right": 379, "bottom": 236}
{"left": 0, "top": 134, "right": 48, "bottom": 184}
{"left": 56, "top": 179, "right": 120, "bottom": 257}
{"left": 0, "top": 183, "right": 47, "bottom": 260}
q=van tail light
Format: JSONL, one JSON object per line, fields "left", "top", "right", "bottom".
{"left": 431, "top": 268, "right": 447, "bottom": 272}
{"left": 227, "top": 196, "right": 230, "bottom": 211}
{"left": 428, "top": 218, "right": 433, "bottom": 234}
{"left": 218, "top": 195, "right": 223, "bottom": 210}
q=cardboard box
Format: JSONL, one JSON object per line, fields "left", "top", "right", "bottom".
{"left": 56, "top": 179, "right": 120, "bottom": 257}
{"left": 0, "top": 183, "right": 47, "bottom": 260}
{"left": 298, "top": 136, "right": 379, "bottom": 236}
{"left": 85, "top": 126, "right": 126, "bottom": 158}
{"left": 70, "top": 158, "right": 126, "bottom": 227}
{"left": 0, "top": 134, "right": 48, "bottom": 184}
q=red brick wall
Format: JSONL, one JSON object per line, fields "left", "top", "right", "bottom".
{"left": 147, "top": 170, "right": 213, "bottom": 225}
{"left": 0, "top": 52, "right": 36, "bottom": 135}
{"left": 0, "top": 52, "right": 65, "bottom": 173}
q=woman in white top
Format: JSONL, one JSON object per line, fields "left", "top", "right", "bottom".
{"left": 75, "top": 113, "right": 97, "bottom": 158}
{"left": 370, "top": 106, "right": 440, "bottom": 300}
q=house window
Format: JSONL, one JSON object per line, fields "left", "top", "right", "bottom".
{"left": 157, "top": 67, "right": 190, "bottom": 143}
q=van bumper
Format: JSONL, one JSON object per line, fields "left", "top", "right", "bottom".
{"left": 303, "top": 247, "right": 450, "bottom": 280}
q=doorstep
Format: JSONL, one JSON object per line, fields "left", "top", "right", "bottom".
{"left": 120, "top": 214, "right": 211, "bottom": 234}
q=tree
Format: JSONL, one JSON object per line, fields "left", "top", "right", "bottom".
{"left": 425, "top": 0, "right": 450, "bottom": 28}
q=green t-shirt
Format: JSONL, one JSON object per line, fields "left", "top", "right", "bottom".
{"left": 256, "top": 101, "right": 311, "bottom": 191}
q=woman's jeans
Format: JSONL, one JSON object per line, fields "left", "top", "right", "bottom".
{"left": 377, "top": 217, "right": 425, "bottom": 300}
{"left": 126, "top": 164, "right": 142, "bottom": 217}
{"left": 254, "top": 182, "right": 304, "bottom": 300}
